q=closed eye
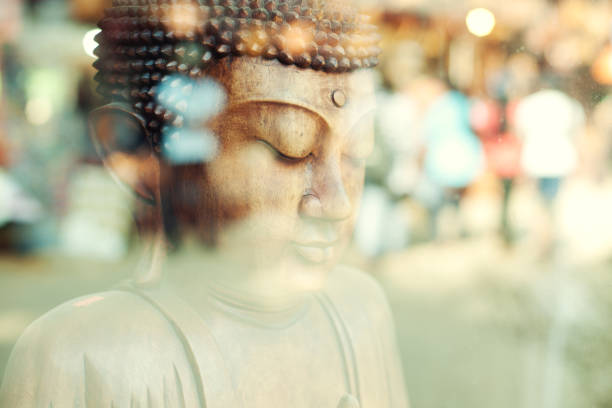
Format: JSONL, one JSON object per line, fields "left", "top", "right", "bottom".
{"left": 257, "top": 139, "right": 309, "bottom": 163}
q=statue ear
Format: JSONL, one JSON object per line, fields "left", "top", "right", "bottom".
{"left": 89, "top": 103, "right": 159, "bottom": 205}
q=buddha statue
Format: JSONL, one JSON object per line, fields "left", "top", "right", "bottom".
{"left": 0, "top": 1, "right": 409, "bottom": 407}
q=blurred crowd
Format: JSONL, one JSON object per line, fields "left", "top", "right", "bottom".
{"left": 354, "top": 1, "right": 612, "bottom": 265}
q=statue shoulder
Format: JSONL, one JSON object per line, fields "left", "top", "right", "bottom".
{"left": 7, "top": 289, "right": 179, "bottom": 355}
{"left": 0, "top": 290, "right": 201, "bottom": 407}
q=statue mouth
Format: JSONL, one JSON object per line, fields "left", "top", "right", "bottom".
{"left": 290, "top": 240, "right": 338, "bottom": 264}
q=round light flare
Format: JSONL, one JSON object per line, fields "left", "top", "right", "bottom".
{"left": 83, "top": 28, "right": 102, "bottom": 58}
{"left": 466, "top": 8, "right": 496, "bottom": 38}
{"left": 25, "top": 97, "right": 53, "bottom": 126}
{"left": 163, "top": 4, "right": 199, "bottom": 35}
{"left": 592, "top": 45, "right": 612, "bottom": 85}
{"left": 285, "top": 25, "right": 313, "bottom": 56}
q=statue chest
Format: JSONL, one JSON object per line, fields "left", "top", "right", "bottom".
{"left": 127, "top": 286, "right": 397, "bottom": 408}
{"left": 189, "top": 294, "right": 393, "bottom": 408}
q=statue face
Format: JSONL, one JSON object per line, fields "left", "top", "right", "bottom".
{"left": 181, "top": 57, "right": 375, "bottom": 292}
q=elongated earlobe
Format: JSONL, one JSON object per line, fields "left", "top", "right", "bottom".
{"left": 89, "top": 103, "right": 160, "bottom": 205}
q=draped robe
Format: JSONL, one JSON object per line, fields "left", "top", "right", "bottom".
{"left": 0, "top": 267, "right": 409, "bottom": 408}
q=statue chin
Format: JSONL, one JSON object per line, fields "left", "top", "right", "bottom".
{"left": 168, "top": 224, "right": 345, "bottom": 304}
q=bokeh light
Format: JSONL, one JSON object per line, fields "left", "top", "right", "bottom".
{"left": 592, "top": 45, "right": 612, "bottom": 85}
{"left": 82, "top": 28, "right": 101, "bottom": 58}
{"left": 157, "top": 75, "right": 226, "bottom": 164}
{"left": 162, "top": 3, "right": 199, "bottom": 36}
{"left": 157, "top": 75, "right": 227, "bottom": 123}
{"left": 25, "top": 97, "right": 53, "bottom": 125}
{"left": 466, "top": 8, "right": 496, "bottom": 37}
{"left": 162, "top": 129, "right": 219, "bottom": 165}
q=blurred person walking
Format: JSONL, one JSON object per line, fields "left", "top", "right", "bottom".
{"left": 514, "top": 88, "right": 585, "bottom": 255}
{"left": 419, "top": 90, "right": 485, "bottom": 240}
{"left": 473, "top": 99, "right": 522, "bottom": 245}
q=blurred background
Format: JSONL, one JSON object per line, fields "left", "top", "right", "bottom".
{"left": 1, "top": 0, "right": 612, "bottom": 407}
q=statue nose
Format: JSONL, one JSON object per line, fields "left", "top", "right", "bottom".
{"left": 300, "top": 157, "right": 352, "bottom": 222}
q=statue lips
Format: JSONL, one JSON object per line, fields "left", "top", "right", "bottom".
{"left": 291, "top": 239, "right": 339, "bottom": 264}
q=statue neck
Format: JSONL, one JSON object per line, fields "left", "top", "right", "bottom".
{"left": 201, "top": 278, "right": 312, "bottom": 327}
{"left": 158, "top": 245, "right": 314, "bottom": 326}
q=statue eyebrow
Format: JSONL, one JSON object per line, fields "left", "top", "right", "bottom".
{"left": 228, "top": 99, "right": 331, "bottom": 130}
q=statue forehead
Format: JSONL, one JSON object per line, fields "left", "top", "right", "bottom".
{"left": 214, "top": 58, "right": 376, "bottom": 128}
